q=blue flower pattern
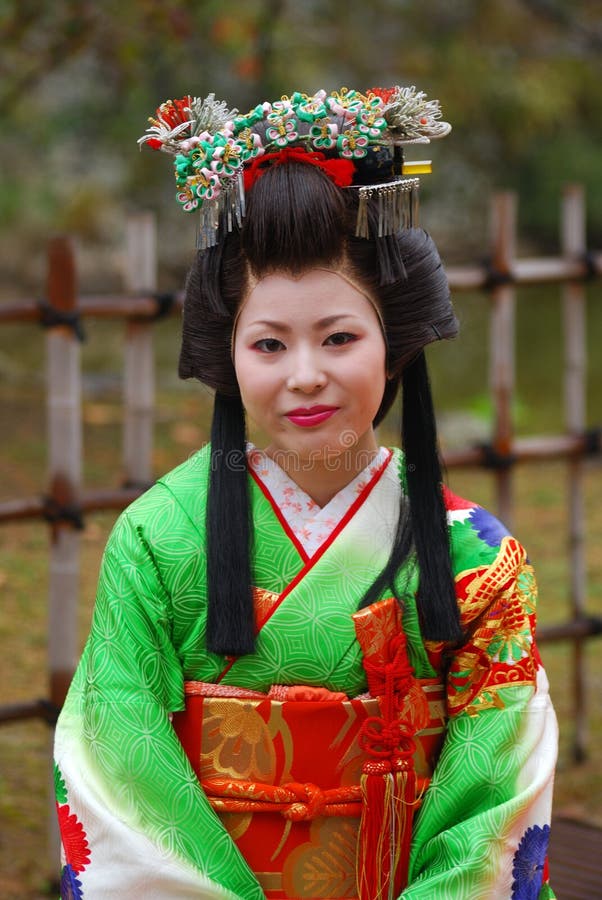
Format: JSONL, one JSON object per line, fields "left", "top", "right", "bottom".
{"left": 512, "top": 824, "right": 550, "bottom": 899}
{"left": 468, "top": 506, "right": 511, "bottom": 548}
{"left": 60, "top": 864, "right": 84, "bottom": 900}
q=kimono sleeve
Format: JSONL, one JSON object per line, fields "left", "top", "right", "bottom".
{"left": 402, "top": 536, "right": 558, "bottom": 900}
{"left": 53, "top": 506, "right": 264, "bottom": 900}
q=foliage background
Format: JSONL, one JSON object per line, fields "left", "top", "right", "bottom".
{"left": 2, "top": 0, "right": 602, "bottom": 289}
{"left": 1, "top": 1, "right": 602, "bottom": 896}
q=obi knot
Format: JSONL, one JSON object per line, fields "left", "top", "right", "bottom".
{"left": 282, "top": 782, "right": 327, "bottom": 821}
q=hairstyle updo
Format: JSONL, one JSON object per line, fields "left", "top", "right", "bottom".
{"left": 179, "top": 161, "right": 462, "bottom": 655}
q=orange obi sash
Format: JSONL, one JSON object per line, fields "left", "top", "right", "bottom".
{"left": 172, "top": 600, "right": 447, "bottom": 899}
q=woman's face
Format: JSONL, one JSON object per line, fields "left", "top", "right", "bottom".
{"left": 232, "top": 269, "right": 387, "bottom": 469}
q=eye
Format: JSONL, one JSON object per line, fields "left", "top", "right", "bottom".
{"left": 324, "top": 331, "right": 357, "bottom": 347}
{"left": 253, "top": 337, "right": 285, "bottom": 353}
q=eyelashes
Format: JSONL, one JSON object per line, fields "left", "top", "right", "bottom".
{"left": 252, "top": 332, "right": 358, "bottom": 353}
{"left": 324, "top": 332, "right": 357, "bottom": 346}
{"left": 253, "top": 338, "right": 285, "bottom": 353}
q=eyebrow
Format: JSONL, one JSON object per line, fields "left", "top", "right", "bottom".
{"left": 247, "top": 314, "right": 359, "bottom": 332}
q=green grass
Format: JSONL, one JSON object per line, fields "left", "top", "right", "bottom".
{"left": 1, "top": 314, "right": 601, "bottom": 897}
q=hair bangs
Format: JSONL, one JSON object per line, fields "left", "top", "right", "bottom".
{"left": 241, "top": 163, "right": 349, "bottom": 275}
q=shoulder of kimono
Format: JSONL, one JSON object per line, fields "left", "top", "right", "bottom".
{"left": 115, "top": 443, "right": 213, "bottom": 533}
{"left": 444, "top": 486, "right": 514, "bottom": 575}
{"left": 156, "top": 442, "right": 212, "bottom": 492}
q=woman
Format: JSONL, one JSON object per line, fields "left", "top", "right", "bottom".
{"left": 54, "top": 87, "right": 557, "bottom": 899}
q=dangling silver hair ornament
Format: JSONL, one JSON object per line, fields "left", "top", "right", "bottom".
{"left": 354, "top": 177, "right": 421, "bottom": 239}
{"left": 138, "top": 86, "right": 451, "bottom": 248}
{"left": 196, "top": 168, "right": 246, "bottom": 250}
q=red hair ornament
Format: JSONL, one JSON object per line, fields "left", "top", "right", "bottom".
{"left": 243, "top": 146, "right": 356, "bottom": 192}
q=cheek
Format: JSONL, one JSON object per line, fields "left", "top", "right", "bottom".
{"left": 358, "top": 364, "right": 387, "bottom": 419}
{"left": 233, "top": 351, "right": 255, "bottom": 390}
{"left": 234, "top": 357, "right": 274, "bottom": 408}
{"left": 355, "top": 345, "right": 387, "bottom": 395}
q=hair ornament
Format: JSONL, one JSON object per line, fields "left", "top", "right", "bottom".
{"left": 355, "top": 177, "right": 421, "bottom": 239}
{"left": 373, "top": 85, "right": 451, "bottom": 141}
{"left": 139, "top": 85, "right": 450, "bottom": 248}
{"left": 243, "top": 147, "right": 356, "bottom": 192}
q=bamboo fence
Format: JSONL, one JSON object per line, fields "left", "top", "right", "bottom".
{"left": 1, "top": 190, "right": 601, "bottom": 766}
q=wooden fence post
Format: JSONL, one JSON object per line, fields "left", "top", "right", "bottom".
{"left": 562, "top": 184, "right": 588, "bottom": 762}
{"left": 46, "top": 237, "right": 82, "bottom": 711}
{"left": 122, "top": 212, "right": 157, "bottom": 486}
{"left": 489, "top": 192, "right": 517, "bottom": 528}
{"left": 45, "top": 235, "right": 82, "bottom": 869}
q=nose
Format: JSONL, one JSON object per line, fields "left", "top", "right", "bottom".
{"left": 286, "top": 347, "right": 326, "bottom": 393}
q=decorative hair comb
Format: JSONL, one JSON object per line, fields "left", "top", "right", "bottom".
{"left": 138, "top": 86, "right": 451, "bottom": 249}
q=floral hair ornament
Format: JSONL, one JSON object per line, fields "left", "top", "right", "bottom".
{"left": 138, "top": 86, "right": 451, "bottom": 249}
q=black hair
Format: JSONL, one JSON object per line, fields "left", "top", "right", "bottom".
{"left": 206, "top": 392, "right": 256, "bottom": 656}
{"left": 180, "top": 161, "right": 463, "bottom": 654}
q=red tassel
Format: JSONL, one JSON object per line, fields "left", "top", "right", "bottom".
{"left": 357, "top": 757, "right": 417, "bottom": 900}
{"left": 358, "top": 760, "right": 394, "bottom": 900}
{"left": 392, "top": 759, "right": 417, "bottom": 895}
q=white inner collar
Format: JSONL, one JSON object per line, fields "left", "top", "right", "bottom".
{"left": 247, "top": 443, "right": 390, "bottom": 556}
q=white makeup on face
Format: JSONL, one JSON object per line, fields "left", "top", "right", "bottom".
{"left": 233, "top": 269, "right": 387, "bottom": 501}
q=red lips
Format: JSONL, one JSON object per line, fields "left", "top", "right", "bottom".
{"left": 286, "top": 405, "right": 338, "bottom": 416}
{"left": 285, "top": 405, "right": 339, "bottom": 427}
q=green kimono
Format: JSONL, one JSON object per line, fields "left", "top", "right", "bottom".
{"left": 54, "top": 445, "right": 557, "bottom": 898}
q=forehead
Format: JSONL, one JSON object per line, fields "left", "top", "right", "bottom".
{"left": 238, "top": 269, "right": 380, "bottom": 327}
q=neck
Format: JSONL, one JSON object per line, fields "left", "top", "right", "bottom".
{"left": 264, "top": 443, "right": 380, "bottom": 507}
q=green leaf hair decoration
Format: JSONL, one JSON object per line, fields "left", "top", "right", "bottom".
{"left": 138, "top": 85, "right": 451, "bottom": 247}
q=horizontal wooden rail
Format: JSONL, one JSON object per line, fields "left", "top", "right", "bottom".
{"left": 447, "top": 254, "right": 602, "bottom": 291}
{"left": 443, "top": 432, "right": 601, "bottom": 468}
{"left": 538, "top": 617, "right": 602, "bottom": 643}
{"left": 1, "top": 249, "right": 601, "bottom": 325}
{"left": 0, "top": 292, "right": 184, "bottom": 324}
{"left": 0, "top": 698, "right": 60, "bottom": 725}
{"left": 0, "top": 486, "right": 148, "bottom": 524}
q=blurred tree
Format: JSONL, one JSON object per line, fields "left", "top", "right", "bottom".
{"left": 0, "top": 0, "right": 600, "bottom": 285}
{"left": 0, "top": 1, "right": 96, "bottom": 114}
